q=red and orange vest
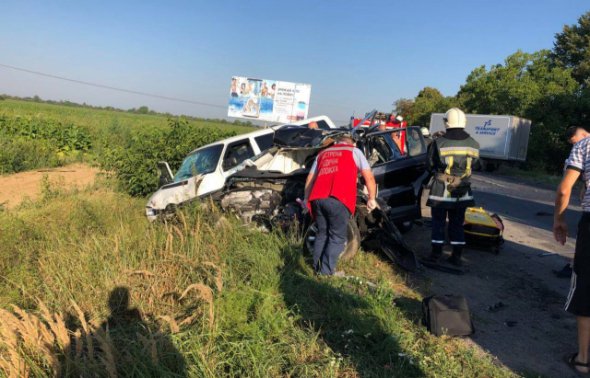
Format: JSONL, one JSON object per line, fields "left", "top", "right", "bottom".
{"left": 308, "top": 143, "right": 359, "bottom": 215}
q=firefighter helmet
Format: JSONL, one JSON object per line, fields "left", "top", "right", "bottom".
{"left": 444, "top": 108, "right": 466, "bottom": 129}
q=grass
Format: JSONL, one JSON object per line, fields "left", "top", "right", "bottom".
{"left": 0, "top": 177, "right": 517, "bottom": 377}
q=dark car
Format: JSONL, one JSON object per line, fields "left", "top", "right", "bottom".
{"left": 218, "top": 111, "right": 430, "bottom": 271}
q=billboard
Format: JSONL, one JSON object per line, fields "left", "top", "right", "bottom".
{"left": 228, "top": 76, "right": 311, "bottom": 123}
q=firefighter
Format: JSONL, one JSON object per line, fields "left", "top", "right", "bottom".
{"left": 304, "top": 134, "right": 377, "bottom": 275}
{"left": 426, "top": 108, "right": 480, "bottom": 266}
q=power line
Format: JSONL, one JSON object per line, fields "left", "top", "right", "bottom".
{"left": 0, "top": 62, "right": 227, "bottom": 109}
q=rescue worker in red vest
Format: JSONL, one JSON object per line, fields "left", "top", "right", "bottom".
{"left": 304, "top": 134, "right": 378, "bottom": 275}
{"left": 426, "top": 108, "right": 480, "bottom": 266}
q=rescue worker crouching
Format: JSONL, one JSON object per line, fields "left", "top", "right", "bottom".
{"left": 426, "top": 108, "right": 480, "bottom": 266}
{"left": 304, "top": 134, "right": 378, "bottom": 275}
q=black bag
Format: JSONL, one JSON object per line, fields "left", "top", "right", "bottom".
{"left": 422, "top": 295, "right": 474, "bottom": 337}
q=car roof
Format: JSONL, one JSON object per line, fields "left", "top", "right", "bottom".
{"left": 186, "top": 127, "right": 275, "bottom": 155}
{"left": 186, "top": 115, "right": 337, "bottom": 155}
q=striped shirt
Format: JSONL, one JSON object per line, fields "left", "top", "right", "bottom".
{"left": 566, "top": 137, "right": 590, "bottom": 211}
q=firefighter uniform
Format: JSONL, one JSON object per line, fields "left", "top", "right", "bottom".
{"left": 427, "top": 108, "right": 480, "bottom": 266}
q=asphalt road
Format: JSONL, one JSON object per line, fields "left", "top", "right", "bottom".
{"left": 404, "top": 172, "right": 584, "bottom": 378}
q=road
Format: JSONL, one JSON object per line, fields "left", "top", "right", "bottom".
{"left": 404, "top": 172, "right": 583, "bottom": 378}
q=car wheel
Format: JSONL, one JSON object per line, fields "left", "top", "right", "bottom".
{"left": 396, "top": 220, "right": 413, "bottom": 233}
{"left": 303, "top": 218, "right": 361, "bottom": 261}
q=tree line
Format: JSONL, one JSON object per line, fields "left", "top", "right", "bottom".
{"left": 395, "top": 11, "right": 590, "bottom": 173}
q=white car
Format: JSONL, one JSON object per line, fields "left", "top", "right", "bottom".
{"left": 145, "top": 116, "right": 337, "bottom": 221}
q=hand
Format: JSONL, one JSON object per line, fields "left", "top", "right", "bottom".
{"left": 553, "top": 219, "right": 568, "bottom": 245}
{"left": 367, "top": 198, "right": 378, "bottom": 212}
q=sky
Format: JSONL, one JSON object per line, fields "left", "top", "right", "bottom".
{"left": 0, "top": 1, "right": 588, "bottom": 124}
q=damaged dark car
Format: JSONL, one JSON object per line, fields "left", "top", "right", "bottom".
{"left": 218, "top": 111, "right": 431, "bottom": 271}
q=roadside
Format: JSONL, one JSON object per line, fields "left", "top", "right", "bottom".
{"left": 0, "top": 163, "right": 100, "bottom": 209}
{"left": 404, "top": 172, "right": 580, "bottom": 377}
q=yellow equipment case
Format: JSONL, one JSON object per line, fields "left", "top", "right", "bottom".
{"left": 463, "top": 207, "right": 504, "bottom": 254}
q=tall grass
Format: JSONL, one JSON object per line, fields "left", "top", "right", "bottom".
{"left": 0, "top": 182, "right": 516, "bottom": 377}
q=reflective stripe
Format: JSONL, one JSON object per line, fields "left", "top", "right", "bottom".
{"left": 465, "top": 157, "right": 472, "bottom": 177}
{"left": 439, "top": 147, "right": 480, "bottom": 158}
{"left": 565, "top": 271, "right": 577, "bottom": 311}
{"left": 428, "top": 194, "right": 474, "bottom": 202}
{"left": 450, "top": 241, "right": 466, "bottom": 245}
{"left": 431, "top": 240, "right": 445, "bottom": 244}
{"left": 444, "top": 156, "right": 453, "bottom": 175}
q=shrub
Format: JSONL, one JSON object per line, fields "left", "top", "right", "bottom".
{"left": 100, "top": 118, "right": 236, "bottom": 197}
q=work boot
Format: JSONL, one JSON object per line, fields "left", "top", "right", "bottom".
{"left": 447, "top": 246, "right": 463, "bottom": 267}
{"left": 426, "top": 244, "right": 443, "bottom": 262}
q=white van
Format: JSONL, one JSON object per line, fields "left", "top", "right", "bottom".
{"left": 145, "top": 116, "right": 337, "bottom": 221}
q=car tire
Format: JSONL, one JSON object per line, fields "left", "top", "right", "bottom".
{"left": 303, "top": 218, "right": 361, "bottom": 262}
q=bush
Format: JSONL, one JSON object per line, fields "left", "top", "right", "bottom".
{"left": 0, "top": 138, "right": 60, "bottom": 174}
{"left": 99, "top": 118, "right": 236, "bottom": 197}
{"left": 0, "top": 115, "right": 92, "bottom": 174}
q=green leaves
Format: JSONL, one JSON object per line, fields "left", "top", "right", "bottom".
{"left": 0, "top": 115, "right": 91, "bottom": 174}
{"left": 553, "top": 11, "right": 590, "bottom": 86}
{"left": 99, "top": 117, "right": 236, "bottom": 197}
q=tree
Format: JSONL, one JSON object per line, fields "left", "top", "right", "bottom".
{"left": 458, "top": 50, "right": 577, "bottom": 117}
{"left": 553, "top": 11, "right": 590, "bottom": 86}
{"left": 458, "top": 49, "right": 579, "bottom": 172}
{"left": 411, "top": 87, "right": 456, "bottom": 127}
{"left": 393, "top": 98, "right": 414, "bottom": 122}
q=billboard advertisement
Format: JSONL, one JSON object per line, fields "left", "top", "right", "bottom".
{"left": 228, "top": 76, "right": 311, "bottom": 123}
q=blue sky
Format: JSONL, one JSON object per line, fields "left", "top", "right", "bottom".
{"left": 0, "top": 1, "right": 588, "bottom": 123}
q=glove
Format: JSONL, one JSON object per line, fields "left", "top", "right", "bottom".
{"left": 367, "top": 198, "right": 378, "bottom": 212}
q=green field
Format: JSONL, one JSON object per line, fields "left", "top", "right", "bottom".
{"left": 0, "top": 98, "right": 254, "bottom": 195}
{"left": 0, "top": 98, "right": 253, "bottom": 135}
{"left": 0, "top": 99, "right": 516, "bottom": 377}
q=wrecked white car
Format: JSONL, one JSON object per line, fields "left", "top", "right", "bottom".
{"left": 145, "top": 116, "right": 337, "bottom": 221}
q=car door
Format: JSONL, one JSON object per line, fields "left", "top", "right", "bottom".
{"left": 221, "top": 139, "right": 256, "bottom": 179}
{"left": 363, "top": 127, "right": 428, "bottom": 222}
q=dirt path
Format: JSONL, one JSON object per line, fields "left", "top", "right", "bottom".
{"left": 0, "top": 164, "right": 100, "bottom": 209}
{"left": 405, "top": 173, "right": 581, "bottom": 377}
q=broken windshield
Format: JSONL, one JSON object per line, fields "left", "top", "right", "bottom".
{"left": 174, "top": 144, "right": 223, "bottom": 182}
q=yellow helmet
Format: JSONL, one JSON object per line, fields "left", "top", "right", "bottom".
{"left": 444, "top": 108, "right": 466, "bottom": 129}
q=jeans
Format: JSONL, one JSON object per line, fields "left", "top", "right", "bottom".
{"left": 431, "top": 207, "right": 466, "bottom": 246}
{"left": 312, "top": 197, "right": 351, "bottom": 275}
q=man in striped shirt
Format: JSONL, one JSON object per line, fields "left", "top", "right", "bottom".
{"left": 554, "top": 132, "right": 590, "bottom": 373}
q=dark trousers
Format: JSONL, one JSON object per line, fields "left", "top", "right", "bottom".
{"left": 312, "top": 197, "right": 350, "bottom": 275}
{"left": 431, "top": 207, "right": 466, "bottom": 246}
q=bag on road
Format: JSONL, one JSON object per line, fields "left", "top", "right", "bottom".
{"left": 464, "top": 207, "right": 504, "bottom": 253}
{"left": 422, "top": 295, "right": 474, "bottom": 337}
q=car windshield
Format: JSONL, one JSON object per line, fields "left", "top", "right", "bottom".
{"left": 174, "top": 144, "right": 223, "bottom": 182}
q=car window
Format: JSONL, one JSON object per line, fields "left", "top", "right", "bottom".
{"left": 367, "top": 135, "right": 403, "bottom": 166}
{"left": 174, "top": 144, "right": 224, "bottom": 182}
{"left": 254, "top": 133, "right": 274, "bottom": 152}
{"left": 406, "top": 127, "right": 426, "bottom": 156}
{"left": 222, "top": 140, "right": 255, "bottom": 171}
{"left": 316, "top": 120, "right": 330, "bottom": 130}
